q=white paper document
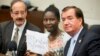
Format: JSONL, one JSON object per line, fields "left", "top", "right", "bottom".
{"left": 26, "top": 30, "right": 49, "bottom": 55}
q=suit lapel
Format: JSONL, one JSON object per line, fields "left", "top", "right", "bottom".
{"left": 17, "top": 22, "right": 28, "bottom": 50}
{"left": 72, "top": 37, "right": 82, "bottom": 56}
{"left": 5, "top": 21, "right": 14, "bottom": 44}
{"left": 17, "top": 29, "right": 26, "bottom": 50}
{"left": 72, "top": 28, "right": 87, "bottom": 56}
{"left": 64, "top": 39, "right": 71, "bottom": 56}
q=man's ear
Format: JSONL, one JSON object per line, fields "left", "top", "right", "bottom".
{"left": 79, "top": 17, "right": 82, "bottom": 24}
{"left": 10, "top": 12, "right": 13, "bottom": 18}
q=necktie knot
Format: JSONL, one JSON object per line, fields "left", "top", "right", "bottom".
{"left": 15, "top": 27, "right": 19, "bottom": 32}
{"left": 73, "top": 39, "right": 76, "bottom": 44}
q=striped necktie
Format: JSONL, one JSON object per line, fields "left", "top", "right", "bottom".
{"left": 13, "top": 27, "right": 19, "bottom": 45}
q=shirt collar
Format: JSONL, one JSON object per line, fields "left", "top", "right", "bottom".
{"left": 14, "top": 20, "right": 27, "bottom": 31}
{"left": 71, "top": 26, "right": 83, "bottom": 42}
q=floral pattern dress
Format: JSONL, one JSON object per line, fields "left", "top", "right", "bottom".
{"left": 48, "top": 32, "right": 70, "bottom": 56}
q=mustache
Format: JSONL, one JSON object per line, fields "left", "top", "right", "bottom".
{"left": 16, "top": 18, "right": 24, "bottom": 21}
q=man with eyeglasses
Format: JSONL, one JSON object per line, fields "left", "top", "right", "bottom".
{"left": 0, "top": 0, "right": 41, "bottom": 56}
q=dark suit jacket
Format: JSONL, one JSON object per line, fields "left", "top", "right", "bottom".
{"left": 0, "top": 20, "right": 41, "bottom": 56}
{"left": 64, "top": 27, "right": 100, "bottom": 56}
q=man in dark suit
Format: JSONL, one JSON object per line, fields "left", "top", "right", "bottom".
{"left": 61, "top": 6, "right": 100, "bottom": 56}
{"left": 0, "top": 0, "right": 41, "bottom": 56}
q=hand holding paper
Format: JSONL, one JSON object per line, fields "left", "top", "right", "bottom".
{"left": 26, "top": 30, "right": 49, "bottom": 55}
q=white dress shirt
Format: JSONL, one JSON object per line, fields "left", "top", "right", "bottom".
{"left": 11, "top": 20, "right": 26, "bottom": 46}
{"left": 6, "top": 20, "right": 26, "bottom": 56}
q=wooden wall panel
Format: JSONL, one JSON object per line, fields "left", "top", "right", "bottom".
{"left": 0, "top": 9, "right": 44, "bottom": 32}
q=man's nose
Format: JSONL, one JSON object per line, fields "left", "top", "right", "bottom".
{"left": 63, "top": 19, "right": 69, "bottom": 25}
{"left": 18, "top": 13, "right": 22, "bottom": 18}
